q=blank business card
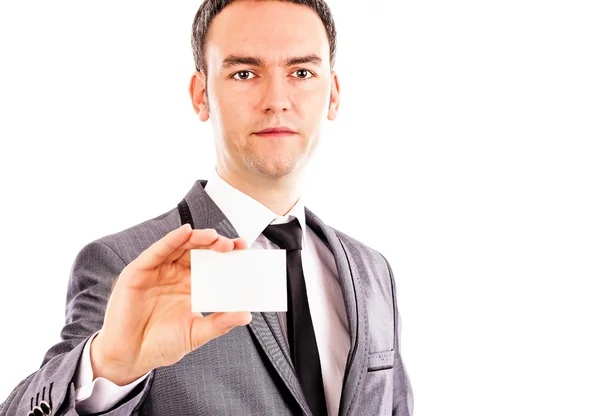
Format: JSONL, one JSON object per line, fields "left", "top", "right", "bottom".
{"left": 190, "top": 249, "right": 287, "bottom": 312}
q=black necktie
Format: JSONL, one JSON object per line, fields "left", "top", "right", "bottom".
{"left": 262, "top": 218, "right": 328, "bottom": 416}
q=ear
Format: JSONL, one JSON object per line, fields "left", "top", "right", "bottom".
{"left": 189, "top": 71, "right": 210, "bottom": 122}
{"left": 327, "top": 71, "right": 340, "bottom": 121}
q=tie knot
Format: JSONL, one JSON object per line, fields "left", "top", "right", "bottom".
{"left": 262, "top": 218, "right": 303, "bottom": 250}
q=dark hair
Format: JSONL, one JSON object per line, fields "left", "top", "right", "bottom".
{"left": 191, "top": 0, "right": 337, "bottom": 74}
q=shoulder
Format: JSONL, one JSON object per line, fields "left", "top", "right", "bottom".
{"left": 328, "top": 226, "right": 398, "bottom": 309}
{"left": 63, "top": 207, "right": 183, "bottom": 315}
{"left": 77, "top": 207, "right": 182, "bottom": 267}
{"left": 332, "top": 227, "right": 393, "bottom": 276}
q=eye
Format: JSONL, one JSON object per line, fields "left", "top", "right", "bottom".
{"left": 292, "top": 69, "right": 314, "bottom": 80}
{"left": 232, "top": 70, "right": 256, "bottom": 81}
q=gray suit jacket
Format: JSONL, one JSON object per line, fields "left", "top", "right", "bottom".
{"left": 0, "top": 180, "right": 413, "bottom": 415}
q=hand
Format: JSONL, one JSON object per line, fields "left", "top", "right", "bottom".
{"left": 90, "top": 224, "right": 252, "bottom": 385}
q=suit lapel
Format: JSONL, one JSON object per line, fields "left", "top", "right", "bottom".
{"left": 247, "top": 312, "right": 312, "bottom": 415}
{"left": 182, "top": 180, "right": 312, "bottom": 416}
{"left": 306, "top": 208, "right": 369, "bottom": 416}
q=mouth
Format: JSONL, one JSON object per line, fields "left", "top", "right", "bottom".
{"left": 253, "top": 126, "right": 297, "bottom": 138}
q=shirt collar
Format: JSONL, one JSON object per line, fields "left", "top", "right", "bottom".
{"left": 204, "top": 168, "right": 307, "bottom": 248}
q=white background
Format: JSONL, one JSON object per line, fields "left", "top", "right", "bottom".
{"left": 1, "top": 1, "right": 599, "bottom": 415}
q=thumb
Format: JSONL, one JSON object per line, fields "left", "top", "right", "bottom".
{"left": 189, "top": 311, "right": 252, "bottom": 350}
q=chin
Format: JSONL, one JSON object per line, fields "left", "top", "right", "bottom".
{"left": 250, "top": 158, "right": 299, "bottom": 179}
{"left": 258, "top": 165, "right": 295, "bottom": 179}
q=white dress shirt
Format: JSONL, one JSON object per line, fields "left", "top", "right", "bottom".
{"left": 74, "top": 169, "right": 350, "bottom": 415}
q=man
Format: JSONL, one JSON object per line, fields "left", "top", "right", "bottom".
{"left": 0, "top": 0, "right": 413, "bottom": 415}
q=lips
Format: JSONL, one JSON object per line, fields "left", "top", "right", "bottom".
{"left": 253, "top": 127, "right": 297, "bottom": 139}
{"left": 255, "top": 126, "right": 296, "bottom": 134}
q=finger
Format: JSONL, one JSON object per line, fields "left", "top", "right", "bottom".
{"left": 172, "top": 235, "right": 234, "bottom": 267}
{"left": 165, "top": 228, "right": 220, "bottom": 263}
{"left": 173, "top": 235, "right": 231, "bottom": 267}
{"left": 184, "top": 233, "right": 246, "bottom": 251}
{"left": 207, "top": 236, "right": 248, "bottom": 252}
{"left": 233, "top": 238, "right": 248, "bottom": 250}
{"left": 210, "top": 235, "right": 235, "bottom": 253}
{"left": 189, "top": 312, "right": 253, "bottom": 351}
{"left": 130, "top": 224, "right": 193, "bottom": 272}
{"left": 173, "top": 233, "right": 246, "bottom": 266}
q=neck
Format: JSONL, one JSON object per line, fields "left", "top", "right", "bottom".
{"left": 216, "top": 165, "right": 305, "bottom": 216}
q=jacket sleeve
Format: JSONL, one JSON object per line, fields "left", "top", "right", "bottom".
{"left": 385, "top": 257, "right": 414, "bottom": 416}
{"left": 0, "top": 241, "right": 152, "bottom": 416}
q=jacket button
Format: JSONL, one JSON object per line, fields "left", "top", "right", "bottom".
{"left": 32, "top": 407, "right": 43, "bottom": 416}
{"left": 39, "top": 400, "right": 51, "bottom": 415}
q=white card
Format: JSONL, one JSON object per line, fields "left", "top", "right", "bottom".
{"left": 190, "top": 249, "right": 287, "bottom": 312}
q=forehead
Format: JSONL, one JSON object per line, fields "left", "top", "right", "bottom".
{"left": 205, "top": 1, "right": 330, "bottom": 67}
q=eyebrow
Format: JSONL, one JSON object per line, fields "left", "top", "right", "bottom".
{"left": 220, "top": 54, "right": 323, "bottom": 70}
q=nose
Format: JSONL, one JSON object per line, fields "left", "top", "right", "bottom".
{"left": 259, "top": 75, "right": 291, "bottom": 114}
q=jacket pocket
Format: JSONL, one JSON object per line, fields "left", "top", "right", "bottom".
{"left": 367, "top": 350, "right": 394, "bottom": 372}
{"left": 361, "top": 350, "right": 395, "bottom": 414}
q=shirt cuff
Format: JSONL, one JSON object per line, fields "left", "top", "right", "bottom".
{"left": 74, "top": 331, "right": 151, "bottom": 414}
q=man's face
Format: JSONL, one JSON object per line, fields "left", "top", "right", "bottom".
{"left": 191, "top": 0, "right": 339, "bottom": 182}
